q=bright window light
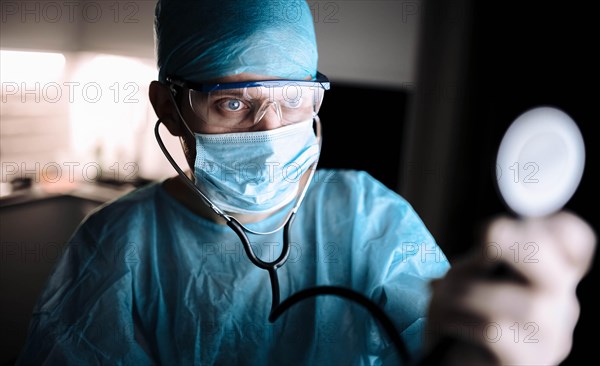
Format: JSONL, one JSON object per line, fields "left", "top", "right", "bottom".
{"left": 68, "top": 53, "right": 156, "bottom": 178}
{"left": 0, "top": 50, "right": 65, "bottom": 84}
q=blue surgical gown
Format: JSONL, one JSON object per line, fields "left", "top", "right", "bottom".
{"left": 17, "top": 169, "right": 450, "bottom": 365}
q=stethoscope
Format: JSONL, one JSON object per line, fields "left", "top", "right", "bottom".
{"left": 154, "top": 80, "right": 588, "bottom": 365}
{"left": 153, "top": 86, "right": 412, "bottom": 365}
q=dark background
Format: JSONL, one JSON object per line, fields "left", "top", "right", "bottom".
{"left": 318, "top": 2, "right": 597, "bottom": 365}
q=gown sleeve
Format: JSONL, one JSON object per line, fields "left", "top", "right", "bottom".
{"left": 338, "top": 171, "right": 451, "bottom": 365}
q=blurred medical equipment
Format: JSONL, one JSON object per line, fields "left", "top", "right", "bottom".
{"left": 421, "top": 106, "right": 588, "bottom": 366}
{"left": 496, "top": 106, "right": 585, "bottom": 218}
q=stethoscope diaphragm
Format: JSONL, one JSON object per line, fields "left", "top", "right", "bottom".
{"left": 496, "top": 106, "right": 585, "bottom": 218}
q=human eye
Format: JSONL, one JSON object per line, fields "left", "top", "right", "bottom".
{"left": 217, "top": 98, "right": 249, "bottom": 112}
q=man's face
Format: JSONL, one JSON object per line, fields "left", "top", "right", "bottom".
{"left": 171, "top": 72, "right": 322, "bottom": 172}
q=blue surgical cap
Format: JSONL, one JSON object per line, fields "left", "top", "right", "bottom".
{"left": 154, "top": 0, "right": 318, "bottom": 83}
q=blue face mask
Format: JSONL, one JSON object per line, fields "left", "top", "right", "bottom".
{"left": 192, "top": 119, "right": 320, "bottom": 214}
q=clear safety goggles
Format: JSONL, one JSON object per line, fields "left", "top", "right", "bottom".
{"left": 167, "top": 72, "right": 330, "bottom": 130}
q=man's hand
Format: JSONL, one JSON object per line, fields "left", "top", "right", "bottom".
{"left": 423, "top": 211, "right": 596, "bottom": 365}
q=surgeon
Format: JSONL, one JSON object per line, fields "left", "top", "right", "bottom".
{"left": 17, "top": 1, "right": 595, "bottom": 365}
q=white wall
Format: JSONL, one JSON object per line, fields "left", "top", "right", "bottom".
{"left": 0, "top": 0, "right": 156, "bottom": 57}
{"left": 309, "top": 0, "right": 422, "bottom": 86}
{"left": 1, "top": 0, "right": 421, "bottom": 86}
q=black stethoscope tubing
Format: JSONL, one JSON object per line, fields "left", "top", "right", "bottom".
{"left": 154, "top": 99, "right": 412, "bottom": 364}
